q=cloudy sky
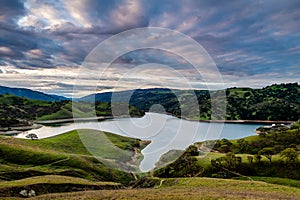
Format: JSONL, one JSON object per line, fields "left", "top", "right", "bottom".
{"left": 0, "top": 0, "right": 299, "bottom": 97}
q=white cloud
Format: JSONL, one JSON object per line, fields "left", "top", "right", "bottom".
{"left": 0, "top": 46, "right": 13, "bottom": 55}
{"left": 63, "top": 0, "right": 93, "bottom": 28}
{"left": 26, "top": 49, "right": 44, "bottom": 58}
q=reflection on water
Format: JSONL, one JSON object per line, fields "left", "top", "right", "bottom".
{"left": 16, "top": 113, "right": 265, "bottom": 172}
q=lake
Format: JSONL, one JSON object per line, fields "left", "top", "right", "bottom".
{"left": 16, "top": 112, "right": 266, "bottom": 172}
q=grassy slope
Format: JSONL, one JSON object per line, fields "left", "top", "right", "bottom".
{"left": 196, "top": 152, "right": 300, "bottom": 188}
{"left": 1, "top": 129, "right": 299, "bottom": 199}
{"left": 127, "top": 83, "right": 300, "bottom": 121}
{"left": 0, "top": 130, "right": 146, "bottom": 185}
{"left": 28, "top": 177, "right": 300, "bottom": 200}
{"left": 37, "top": 101, "right": 144, "bottom": 121}
{"left": 0, "top": 95, "right": 143, "bottom": 123}
{"left": 36, "top": 102, "right": 93, "bottom": 120}
{"left": 0, "top": 175, "right": 122, "bottom": 198}
{"left": 0, "top": 94, "right": 50, "bottom": 106}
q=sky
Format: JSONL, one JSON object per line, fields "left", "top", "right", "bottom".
{"left": 0, "top": 0, "right": 299, "bottom": 97}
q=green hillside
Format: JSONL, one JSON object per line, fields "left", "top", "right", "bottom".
{"left": 0, "top": 94, "right": 67, "bottom": 127}
{"left": 38, "top": 101, "right": 144, "bottom": 121}
{"left": 0, "top": 130, "right": 149, "bottom": 185}
{"left": 19, "top": 177, "right": 300, "bottom": 199}
{"left": 1, "top": 83, "right": 299, "bottom": 128}
{"left": 0, "top": 175, "right": 122, "bottom": 198}
{"left": 225, "top": 83, "right": 300, "bottom": 120}
{"left": 0, "top": 95, "right": 144, "bottom": 127}
{"left": 124, "top": 83, "right": 300, "bottom": 120}
{"left": 154, "top": 120, "right": 300, "bottom": 180}
{"left": 0, "top": 128, "right": 299, "bottom": 198}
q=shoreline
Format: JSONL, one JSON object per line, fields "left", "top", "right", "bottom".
{"left": 35, "top": 116, "right": 113, "bottom": 124}
{"left": 1, "top": 114, "right": 294, "bottom": 132}
{"left": 36, "top": 114, "right": 295, "bottom": 125}
{"left": 34, "top": 115, "right": 142, "bottom": 124}
{"left": 187, "top": 119, "right": 294, "bottom": 124}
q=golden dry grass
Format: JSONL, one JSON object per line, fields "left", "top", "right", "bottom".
{"left": 28, "top": 177, "right": 300, "bottom": 200}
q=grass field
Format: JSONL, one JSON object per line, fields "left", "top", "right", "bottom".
{"left": 36, "top": 101, "right": 144, "bottom": 121}
{"left": 10, "top": 177, "right": 299, "bottom": 200}
{"left": 36, "top": 102, "right": 94, "bottom": 120}
{"left": 0, "top": 130, "right": 147, "bottom": 185}
{"left": 0, "top": 175, "right": 122, "bottom": 198}
{"left": 238, "top": 176, "right": 300, "bottom": 188}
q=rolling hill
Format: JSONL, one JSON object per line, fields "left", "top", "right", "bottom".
{"left": 0, "top": 85, "right": 68, "bottom": 101}
{"left": 0, "top": 94, "right": 144, "bottom": 128}
{"left": 14, "top": 177, "right": 300, "bottom": 199}
{"left": 81, "top": 83, "right": 300, "bottom": 121}
{"left": 0, "top": 130, "right": 147, "bottom": 185}
{"left": 1, "top": 83, "right": 299, "bottom": 126}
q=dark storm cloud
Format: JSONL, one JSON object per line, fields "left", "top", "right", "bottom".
{"left": 0, "top": 0, "right": 26, "bottom": 23}
{"left": 0, "top": 0, "right": 299, "bottom": 96}
{"left": 114, "top": 49, "right": 192, "bottom": 70}
{"left": 177, "top": 0, "right": 300, "bottom": 77}
{"left": 0, "top": 29, "right": 65, "bottom": 69}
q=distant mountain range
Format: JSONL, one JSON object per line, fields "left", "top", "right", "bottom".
{"left": 1, "top": 83, "right": 299, "bottom": 121}
{"left": 0, "top": 86, "right": 68, "bottom": 101}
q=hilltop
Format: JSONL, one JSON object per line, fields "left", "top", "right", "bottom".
{"left": 0, "top": 130, "right": 149, "bottom": 185}
{"left": 0, "top": 94, "right": 144, "bottom": 128}
{"left": 82, "top": 83, "right": 300, "bottom": 121}
{"left": 0, "top": 85, "right": 68, "bottom": 102}
{"left": 0, "top": 83, "right": 299, "bottom": 127}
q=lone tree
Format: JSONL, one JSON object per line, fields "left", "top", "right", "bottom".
{"left": 254, "top": 154, "right": 262, "bottom": 163}
{"left": 26, "top": 133, "right": 38, "bottom": 140}
{"left": 247, "top": 155, "right": 254, "bottom": 164}
{"left": 280, "top": 148, "right": 299, "bottom": 164}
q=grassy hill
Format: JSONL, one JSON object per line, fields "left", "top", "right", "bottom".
{"left": 1, "top": 83, "right": 298, "bottom": 127}
{"left": 0, "top": 120, "right": 299, "bottom": 199}
{"left": 0, "top": 94, "right": 69, "bottom": 127}
{"left": 14, "top": 177, "right": 300, "bottom": 199}
{"left": 0, "top": 130, "right": 149, "bottom": 185}
{"left": 154, "top": 120, "right": 300, "bottom": 182}
{"left": 0, "top": 95, "right": 144, "bottom": 127}
{"left": 0, "top": 85, "right": 68, "bottom": 101}
{"left": 37, "top": 101, "right": 144, "bottom": 121}
{"left": 82, "top": 83, "right": 300, "bottom": 121}
{"left": 0, "top": 175, "right": 122, "bottom": 198}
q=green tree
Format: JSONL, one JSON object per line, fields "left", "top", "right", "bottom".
{"left": 280, "top": 148, "right": 299, "bottom": 164}
{"left": 225, "top": 152, "right": 236, "bottom": 169}
{"left": 259, "top": 147, "right": 276, "bottom": 163}
{"left": 184, "top": 145, "right": 199, "bottom": 156}
{"left": 237, "top": 138, "right": 250, "bottom": 153}
{"left": 247, "top": 155, "right": 254, "bottom": 164}
{"left": 254, "top": 154, "right": 262, "bottom": 163}
{"left": 220, "top": 144, "right": 230, "bottom": 153}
